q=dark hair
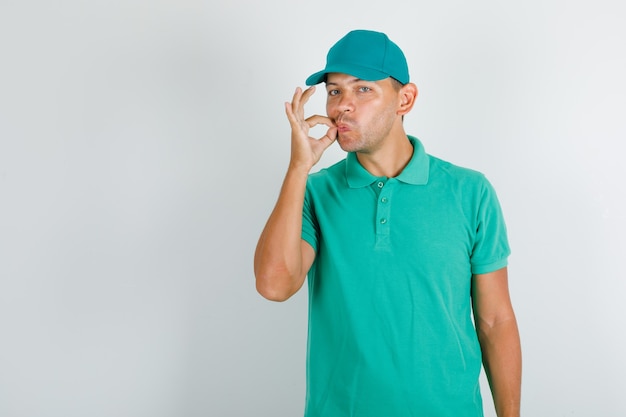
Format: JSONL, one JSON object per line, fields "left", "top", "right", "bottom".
{"left": 390, "top": 77, "right": 405, "bottom": 91}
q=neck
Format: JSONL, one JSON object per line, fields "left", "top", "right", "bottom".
{"left": 356, "top": 129, "right": 413, "bottom": 178}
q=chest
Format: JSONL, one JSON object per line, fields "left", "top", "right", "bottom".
{"left": 313, "top": 180, "right": 475, "bottom": 260}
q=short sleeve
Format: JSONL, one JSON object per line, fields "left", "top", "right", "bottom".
{"left": 301, "top": 181, "right": 319, "bottom": 252}
{"left": 470, "top": 177, "right": 511, "bottom": 275}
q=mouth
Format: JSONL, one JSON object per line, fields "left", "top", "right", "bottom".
{"left": 335, "top": 120, "right": 353, "bottom": 133}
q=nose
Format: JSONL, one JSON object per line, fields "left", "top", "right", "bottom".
{"left": 335, "top": 92, "right": 355, "bottom": 114}
{"left": 333, "top": 91, "right": 354, "bottom": 118}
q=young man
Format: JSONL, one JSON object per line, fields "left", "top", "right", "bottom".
{"left": 254, "top": 30, "right": 521, "bottom": 417}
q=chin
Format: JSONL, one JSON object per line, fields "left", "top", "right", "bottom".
{"left": 337, "top": 135, "right": 362, "bottom": 153}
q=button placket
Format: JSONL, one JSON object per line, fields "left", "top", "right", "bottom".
{"left": 375, "top": 181, "right": 392, "bottom": 239}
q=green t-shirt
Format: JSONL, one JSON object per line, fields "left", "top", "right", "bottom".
{"left": 301, "top": 136, "right": 510, "bottom": 417}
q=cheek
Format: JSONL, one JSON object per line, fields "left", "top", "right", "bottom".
{"left": 325, "top": 102, "right": 334, "bottom": 118}
{"left": 325, "top": 97, "right": 344, "bottom": 119}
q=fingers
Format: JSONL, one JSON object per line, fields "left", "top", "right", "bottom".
{"left": 321, "top": 126, "right": 338, "bottom": 147}
{"left": 284, "top": 88, "right": 304, "bottom": 125}
{"left": 282, "top": 87, "right": 337, "bottom": 168}
{"left": 289, "top": 86, "right": 315, "bottom": 117}
{"left": 285, "top": 86, "right": 335, "bottom": 131}
{"left": 305, "top": 114, "right": 335, "bottom": 129}
{"left": 293, "top": 86, "right": 315, "bottom": 109}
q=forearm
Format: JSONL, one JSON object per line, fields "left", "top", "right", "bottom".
{"left": 478, "top": 317, "right": 522, "bottom": 417}
{"left": 255, "top": 86, "right": 335, "bottom": 301}
{"left": 254, "top": 165, "right": 310, "bottom": 301}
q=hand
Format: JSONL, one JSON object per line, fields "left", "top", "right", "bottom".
{"left": 284, "top": 86, "right": 337, "bottom": 171}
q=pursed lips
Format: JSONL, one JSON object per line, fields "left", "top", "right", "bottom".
{"left": 335, "top": 119, "right": 354, "bottom": 133}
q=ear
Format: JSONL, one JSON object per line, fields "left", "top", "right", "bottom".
{"left": 397, "top": 83, "right": 418, "bottom": 116}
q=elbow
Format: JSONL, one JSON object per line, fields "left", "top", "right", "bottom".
{"left": 254, "top": 268, "right": 300, "bottom": 302}
{"left": 256, "top": 282, "right": 293, "bottom": 302}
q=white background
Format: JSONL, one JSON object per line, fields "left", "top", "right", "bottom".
{"left": 1, "top": 1, "right": 625, "bottom": 416}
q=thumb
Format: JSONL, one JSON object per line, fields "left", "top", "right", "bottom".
{"left": 319, "top": 127, "right": 338, "bottom": 150}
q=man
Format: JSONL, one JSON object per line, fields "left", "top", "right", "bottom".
{"left": 254, "top": 30, "right": 521, "bottom": 417}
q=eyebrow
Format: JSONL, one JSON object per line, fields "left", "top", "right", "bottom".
{"left": 325, "top": 78, "right": 365, "bottom": 87}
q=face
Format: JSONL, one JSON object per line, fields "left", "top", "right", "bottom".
{"left": 325, "top": 73, "right": 402, "bottom": 153}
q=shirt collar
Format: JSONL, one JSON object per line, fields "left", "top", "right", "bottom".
{"left": 346, "top": 135, "right": 430, "bottom": 188}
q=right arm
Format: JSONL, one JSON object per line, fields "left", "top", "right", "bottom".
{"left": 254, "top": 86, "right": 337, "bottom": 301}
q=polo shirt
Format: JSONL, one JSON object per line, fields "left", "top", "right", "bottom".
{"left": 301, "top": 136, "right": 510, "bottom": 417}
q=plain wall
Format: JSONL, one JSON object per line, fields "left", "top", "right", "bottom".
{"left": 1, "top": 0, "right": 625, "bottom": 416}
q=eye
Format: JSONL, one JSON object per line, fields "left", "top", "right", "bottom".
{"left": 328, "top": 89, "right": 339, "bottom": 96}
{"left": 358, "top": 86, "right": 371, "bottom": 93}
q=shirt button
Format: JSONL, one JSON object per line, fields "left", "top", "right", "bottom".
{"left": 381, "top": 197, "right": 388, "bottom": 203}
{"left": 377, "top": 181, "right": 384, "bottom": 188}
{"left": 380, "top": 218, "right": 387, "bottom": 224}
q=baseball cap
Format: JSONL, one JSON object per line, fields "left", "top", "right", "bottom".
{"left": 305, "top": 30, "right": 409, "bottom": 86}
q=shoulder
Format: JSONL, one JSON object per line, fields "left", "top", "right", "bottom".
{"left": 428, "top": 154, "right": 490, "bottom": 188}
{"left": 425, "top": 155, "right": 503, "bottom": 213}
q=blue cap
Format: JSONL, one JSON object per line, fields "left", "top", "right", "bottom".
{"left": 305, "top": 30, "right": 409, "bottom": 86}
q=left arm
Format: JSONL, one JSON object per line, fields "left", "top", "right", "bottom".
{"left": 472, "top": 267, "right": 522, "bottom": 417}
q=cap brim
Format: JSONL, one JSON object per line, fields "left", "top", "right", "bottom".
{"left": 305, "top": 70, "right": 327, "bottom": 86}
{"left": 305, "top": 64, "right": 390, "bottom": 86}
